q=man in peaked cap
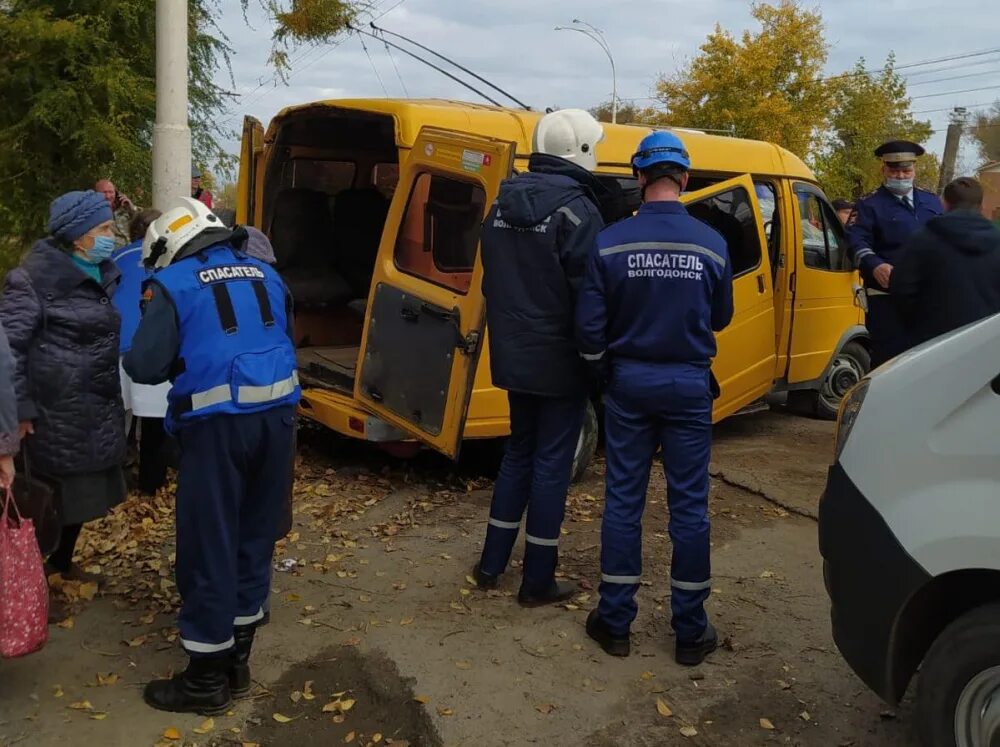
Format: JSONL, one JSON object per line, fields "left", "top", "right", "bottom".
{"left": 846, "top": 140, "right": 943, "bottom": 367}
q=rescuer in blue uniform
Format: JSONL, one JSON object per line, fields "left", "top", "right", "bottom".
{"left": 576, "top": 131, "right": 734, "bottom": 665}
{"left": 124, "top": 197, "right": 299, "bottom": 715}
{"left": 847, "top": 140, "right": 943, "bottom": 367}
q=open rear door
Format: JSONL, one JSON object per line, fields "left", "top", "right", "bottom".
{"left": 354, "top": 127, "right": 515, "bottom": 458}
{"left": 236, "top": 115, "right": 264, "bottom": 225}
{"left": 681, "top": 174, "right": 777, "bottom": 418}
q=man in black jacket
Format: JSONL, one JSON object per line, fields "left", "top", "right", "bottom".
{"left": 473, "top": 109, "right": 607, "bottom": 606}
{"left": 892, "top": 177, "right": 1000, "bottom": 349}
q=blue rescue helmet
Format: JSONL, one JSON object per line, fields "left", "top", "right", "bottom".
{"left": 630, "top": 130, "right": 691, "bottom": 176}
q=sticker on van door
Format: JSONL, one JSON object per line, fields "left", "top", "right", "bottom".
{"left": 462, "top": 149, "right": 487, "bottom": 173}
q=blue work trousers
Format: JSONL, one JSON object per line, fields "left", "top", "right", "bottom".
{"left": 598, "top": 362, "right": 713, "bottom": 642}
{"left": 479, "top": 392, "right": 586, "bottom": 593}
{"left": 175, "top": 406, "right": 296, "bottom": 657}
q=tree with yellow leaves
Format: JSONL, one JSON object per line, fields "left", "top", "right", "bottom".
{"left": 653, "top": 1, "right": 830, "bottom": 157}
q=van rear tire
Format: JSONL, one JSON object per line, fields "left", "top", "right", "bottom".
{"left": 466, "top": 400, "right": 598, "bottom": 484}
{"left": 790, "top": 341, "right": 870, "bottom": 420}
{"left": 915, "top": 603, "right": 1000, "bottom": 747}
{"left": 570, "top": 400, "right": 599, "bottom": 484}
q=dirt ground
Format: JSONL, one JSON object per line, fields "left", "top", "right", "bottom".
{"left": 0, "top": 406, "right": 916, "bottom": 747}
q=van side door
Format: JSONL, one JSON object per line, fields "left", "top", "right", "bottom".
{"left": 788, "top": 184, "right": 866, "bottom": 386}
{"left": 681, "top": 174, "right": 777, "bottom": 419}
{"left": 354, "top": 127, "right": 515, "bottom": 458}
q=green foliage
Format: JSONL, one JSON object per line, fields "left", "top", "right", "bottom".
{"left": 0, "top": 0, "right": 232, "bottom": 246}
{"left": 0, "top": 0, "right": 360, "bottom": 263}
{"left": 810, "top": 57, "right": 935, "bottom": 200}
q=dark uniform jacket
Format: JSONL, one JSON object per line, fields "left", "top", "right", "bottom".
{"left": 480, "top": 153, "right": 605, "bottom": 398}
{"left": 847, "top": 186, "right": 943, "bottom": 288}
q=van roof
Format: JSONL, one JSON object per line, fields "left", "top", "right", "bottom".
{"left": 267, "top": 98, "right": 816, "bottom": 182}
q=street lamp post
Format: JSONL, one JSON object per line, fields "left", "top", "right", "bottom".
{"left": 554, "top": 19, "right": 617, "bottom": 123}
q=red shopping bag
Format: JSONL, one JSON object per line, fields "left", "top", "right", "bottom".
{"left": 0, "top": 487, "right": 49, "bottom": 658}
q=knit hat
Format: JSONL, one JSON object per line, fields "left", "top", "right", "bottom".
{"left": 48, "top": 190, "right": 113, "bottom": 244}
{"left": 244, "top": 226, "right": 276, "bottom": 265}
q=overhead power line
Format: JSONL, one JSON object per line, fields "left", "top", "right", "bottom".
{"left": 818, "top": 47, "right": 1000, "bottom": 83}
{"left": 907, "top": 69, "right": 1000, "bottom": 88}
{"left": 911, "top": 85, "right": 1000, "bottom": 100}
{"left": 912, "top": 101, "right": 997, "bottom": 115}
{"left": 223, "top": 0, "right": 405, "bottom": 123}
{"left": 348, "top": 25, "right": 503, "bottom": 106}
{"left": 370, "top": 22, "right": 531, "bottom": 110}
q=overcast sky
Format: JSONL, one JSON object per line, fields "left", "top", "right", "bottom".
{"left": 214, "top": 0, "right": 1000, "bottom": 172}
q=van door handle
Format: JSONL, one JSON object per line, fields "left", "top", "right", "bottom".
{"left": 757, "top": 273, "right": 766, "bottom": 293}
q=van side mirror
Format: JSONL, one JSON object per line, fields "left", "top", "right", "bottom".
{"left": 992, "top": 374, "right": 1000, "bottom": 396}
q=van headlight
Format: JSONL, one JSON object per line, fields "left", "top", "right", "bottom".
{"left": 834, "top": 379, "right": 870, "bottom": 460}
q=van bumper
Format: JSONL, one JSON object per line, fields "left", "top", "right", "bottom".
{"left": 818, "top": 462, "right": 931, "bottom": 704}
{"left": 298, "top": 389, "right": 408, "bottom": 442}
{"left": 298, "top": 387, "right": 510, "bottom": 442}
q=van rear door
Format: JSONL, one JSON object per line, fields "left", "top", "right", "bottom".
{"left": 680, "top": 174, "right": 777, "bottom": 418}
{"left": 354, "top": 127, "right": 515, "bottom": 458}
{"left": 236, "top": 115, "right": 264, "bottom": 225}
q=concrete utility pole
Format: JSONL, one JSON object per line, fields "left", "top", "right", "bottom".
{"left": 938, "top": 107, "right": 967, "bottom": 194}
{"left": 153, "top": 0, "right": 191, "bottom": 210}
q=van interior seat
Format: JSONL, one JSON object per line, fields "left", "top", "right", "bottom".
{"left": 269, "top": 187, "right": 353, "bottom": 308}
{"left": 330, "top": 187, "right": 391, "bottom": 305}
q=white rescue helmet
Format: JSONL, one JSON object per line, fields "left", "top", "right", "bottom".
{"left": 142, "top": 196, "right": 225, "bottom": 269}
{"left": 531, "top": 109, "right": 606, "bottom": 172}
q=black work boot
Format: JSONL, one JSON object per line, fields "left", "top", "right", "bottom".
{"left": 517, "top": 579, "right": 576, "bottom": 607}
{"left": 472, "top": 563, "right": 500, "bottom": 590}
{"left": 586, "top": 609, "right": 631, "bottom": 657}
{"left": 143, "top": 655, "right": 232, "bottom": 715}
{"left": 675, "top": 622, "right": 719, "bottom": 667}
{"left": 230, "top": 625, "right": 257, "bottom": 698}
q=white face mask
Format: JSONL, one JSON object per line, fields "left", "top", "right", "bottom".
{"left": 885, "top": 178, "right": 914, "bottom": 196}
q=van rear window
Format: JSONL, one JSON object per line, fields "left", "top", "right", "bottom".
{"left": 280, "top": 160, "right": 356, "bottom": 196}
{"left": 393, "top": 172, "right": 486, "bottom": 294}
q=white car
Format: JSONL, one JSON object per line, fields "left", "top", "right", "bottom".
{"left": 819, "top": 311, "right": 1000, "bottom": 747}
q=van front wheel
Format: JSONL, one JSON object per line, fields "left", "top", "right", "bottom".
{"left": 790, "top": 341, "right": 870, "bottom": 420}
{"left": 916, "top": 603, "right": 1000, "bottom": 747}
{"left": 570, "top": 400, "right": 599, "bottom": 484}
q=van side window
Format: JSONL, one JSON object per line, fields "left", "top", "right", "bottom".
{"left": 797, "top": 190, "right": 851, "bottom": 271}
{"left": 393, "top": 172, "right": 486, "bottom": 294}
{"left": 755, "top": 181, "right": 781, "bottom": 281}
{"left": 687, "top": 186, "right": 763, "bottom": 278}
{"left": 280, "top": 160, "right": 356, "bottom": 195}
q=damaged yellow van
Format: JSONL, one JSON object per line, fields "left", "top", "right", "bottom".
{"left": 235, "top": 99, "right": 867, "bottom": 475}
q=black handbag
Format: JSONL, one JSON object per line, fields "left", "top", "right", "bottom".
{"left": 11, "top": 448, "right": 61, "bottom": 557}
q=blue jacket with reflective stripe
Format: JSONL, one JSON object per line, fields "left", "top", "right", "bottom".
{"left": 575, "top": 201, "right": 734, "bottom": 367}
{"left": 146, "top": 243, "right": 299, "bottom": 428}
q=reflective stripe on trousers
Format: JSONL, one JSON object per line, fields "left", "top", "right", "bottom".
{"left": 479, "top": 393, "right": 585, "bottom": 592}
{"left": 597, "top": 363, "right": 713, "bottom": 641}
